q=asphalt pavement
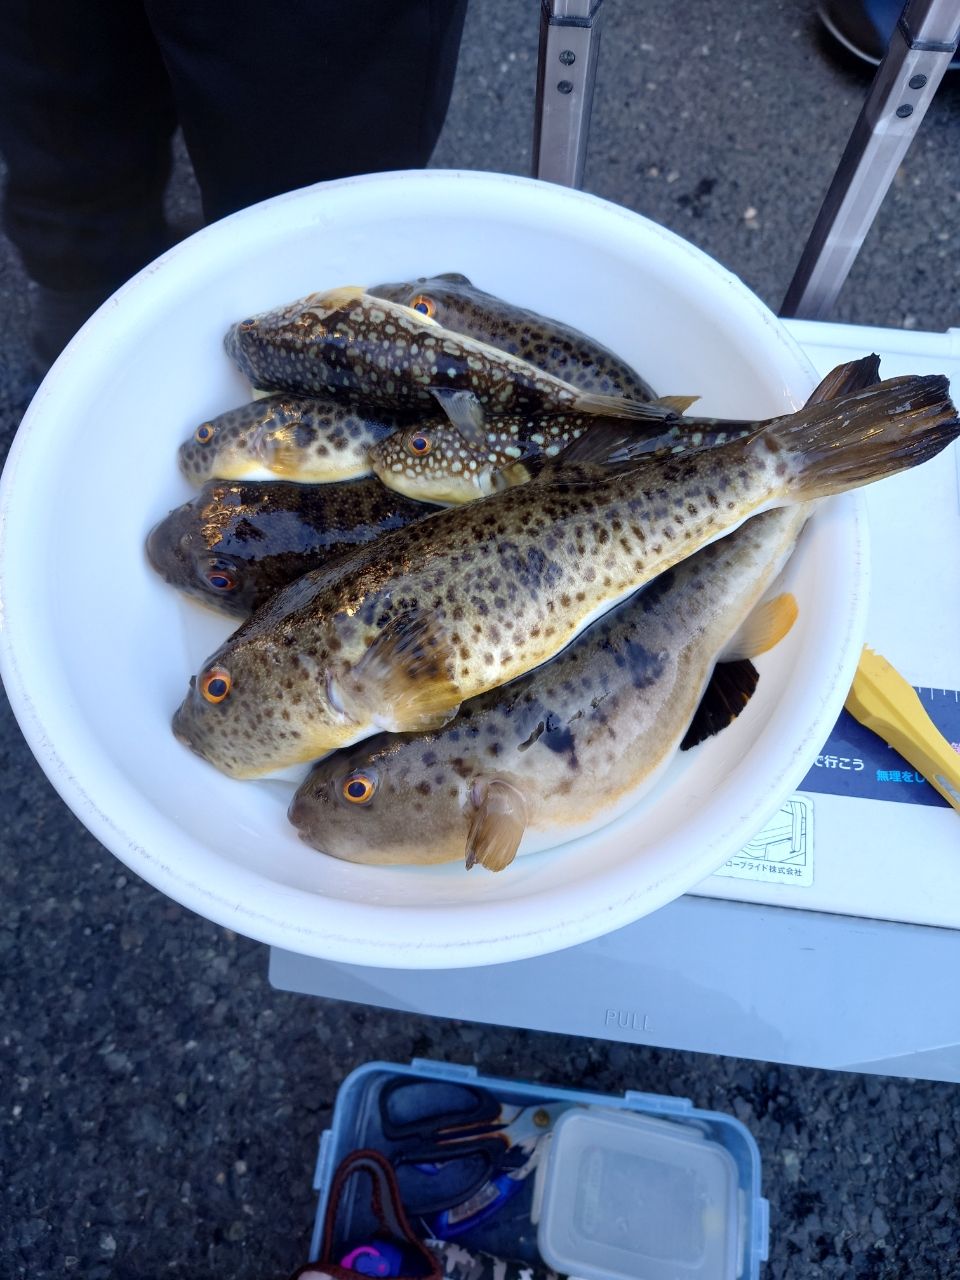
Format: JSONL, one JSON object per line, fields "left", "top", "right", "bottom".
{"left": 3, "top": 2, "right": 960, "bottom": 1277}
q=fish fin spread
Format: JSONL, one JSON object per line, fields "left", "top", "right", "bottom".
{"left": 656, "top": 394, "right": 700, "bottom": 413}
{"left": 429, "top": 388, "right": 488, "bottom": 447}
{"left": 266, "top": 431, "right": 370, "bottom": 481}
{"left": 553, "top": 421, "right": 721, "bottom": 471}
{"left": 316, "top": 285, "right": 367, "bottom": 309}
{"left": 488, "top": 459, "right": 537, "bottom": 492}
{"left": 353, "top": 610, "right": 461, "bottom": 731}
{"left": 570, "top": 389, "right": 687, "bottom": 423}
{"left": 555, "top": 424, "right": 654, "bottom": 468}
{"left": 771, "top": 374, "right": 960, "bottom": 500}
{"left": 680, "top": 659, "right": 760, "bottom": 752}
{"left": 465, "top": 779, "right": 528, "bottom": 872}
{"left": 805, "top": 354, "right": 881, "bottom": 405}
{"left": 721, "top": 592, "right": 798, "bottom": 661}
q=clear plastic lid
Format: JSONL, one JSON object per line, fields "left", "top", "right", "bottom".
{"left": 537, "top": 1107, "right": 742, "bottom": 1280}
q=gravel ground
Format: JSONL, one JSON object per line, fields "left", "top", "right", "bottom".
{"left": 3, "top": 2, "right": 960, "bottom": 1277}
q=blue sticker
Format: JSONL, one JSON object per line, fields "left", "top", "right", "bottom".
{"left": 800, "top": 687, "right": 960, "bottom": 808}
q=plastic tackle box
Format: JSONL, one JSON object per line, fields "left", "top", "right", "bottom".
{"left": 309, "top": 1059, "right": 770, "bottom": 1279}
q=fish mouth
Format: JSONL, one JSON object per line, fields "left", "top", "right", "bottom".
{"left": 287, "top": 788, "right": 319, "bottom": 832}
{"left": 171, "top": 704, "right": 203, "bottom": 756}
{"left": 223, "top": 323, "right": 260, "bottom": 380}
{"left": 145, "top": 511, "right": 189, "bottom": 581}
{"left": 223, "top": 325, "right": 241, "bottom": 363}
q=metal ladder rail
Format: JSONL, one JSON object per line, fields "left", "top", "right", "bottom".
{"left": 532, "top": 0, "right": 960, "bottom": 321}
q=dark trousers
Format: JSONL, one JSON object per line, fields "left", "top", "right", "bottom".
{"left": 0, "top": 0, "right": 468, "bottom": 295}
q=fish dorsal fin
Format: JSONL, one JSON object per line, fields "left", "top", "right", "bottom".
{"left": 722, "top": 591, "right": 798, "bottom": 661}
{"left": 315, "top": 285, "right": 367, "bottom": 309}
{"left": 349, "top": 609, "right": 461, "bottom": 731}
{"left": 680, "top": 659, "right": 759, "bottom": 751}
{"left": 429, "top": 388, "right": 487, "bottom": 446}
{"left": 465, "top": 778, "right": 528, "bottom": 872}
{"left": 554, "top": 423, "right": 657, "bottom": 468}
{"left": 551, "top": 420, "right": 711, "bottom": 471}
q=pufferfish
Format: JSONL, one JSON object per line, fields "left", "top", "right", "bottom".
{"left": 223, "top": 286, "right": 686, "bottom": 422}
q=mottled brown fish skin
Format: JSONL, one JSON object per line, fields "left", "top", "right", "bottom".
{"left": 369, "top": 272, "right": 656, "bottom": 400}
{"left": 178, "top": 393, "right": 409, "bottom": 486}
{"left": 146, "top": 478, "right": 437, "bottom": 617}
{"left": 369, "top": 413, "right": 754, "bottom": 505}
{"left": 288, "top": 508, "right": 807, "bottom": 865}
{"left": 172, "top": 373, "right": 960, "bottom": 778}
{"left": 224, "top": 288, "right": 646, "bottom": 415}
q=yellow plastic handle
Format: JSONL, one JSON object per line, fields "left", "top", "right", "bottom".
{"left": 844, "top": 647, "right": 960, "bottom": 815}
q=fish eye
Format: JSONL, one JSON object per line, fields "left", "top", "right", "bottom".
{"left": 194, "top": 422, "right": 215, "bottom": 445}
{"left": 200, "top": 668, "right": 232, "bottom": 704}
{"left": 407, "top": 432, "right": 432, "bottom": 457}
{"left": 238, "top": 318, "right": 256, "bottom": 330}
{"left": 411, "top": 294, "right": 436, "bottom": 318}
{"left": 342, "top": 771, "right": 377, "bottom": 804}
{"left": 205, "top": 563, "right": 238, "bottom": 592}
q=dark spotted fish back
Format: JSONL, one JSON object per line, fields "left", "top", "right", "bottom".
{"left": 224, "top": 287, "right": 640, "bottom": 416}
{"left": 369, "top": 272, "right": 656, "bottom": 400}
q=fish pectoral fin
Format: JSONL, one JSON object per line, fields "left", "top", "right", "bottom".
{"left": 722, "top": 591, "right": 798, "bottom": 661}
{"left": 656, "top": 394, "right": 700, "bottom": 414}
{"left": 680, "top": 659, "right": 759, "bottom": 752}
{"left": 429, "top": 388, "right": 487, "bottom": 447}
{"left": 488, "top": 459, "right": 536, "bottom": 493}
{"left": 465, "top": 779, "right": 528, "bottom": 872}
{"left": 353, "top": 609, "right": 461, "bottom": 731}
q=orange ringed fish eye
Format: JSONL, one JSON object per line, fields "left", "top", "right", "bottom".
{"left": 201, "top": 669, "right": 232, "bottom": 704}
{"left": 411, "top": 294, "right": 436, "bottom": 318}
{"left": 238, "top": 318, "right": 256, "bottom": 330}
{"left": 407, "top": 432, "right": 431, "bottom": 457}
{"left": 194, "top": 423, "right": 215, "bottom": 445}
{"left": 342, "top": 772, "right": 376, "bottom": 804}
{"left": 206, "top": 565, "right": 237, "bottom": 592}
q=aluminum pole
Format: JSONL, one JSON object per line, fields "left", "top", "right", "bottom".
{"left": 533, "top": 0, "right": 605, "bottom": 187}
{"left": 781, "top": 0, "right": 960, "bottom": 319}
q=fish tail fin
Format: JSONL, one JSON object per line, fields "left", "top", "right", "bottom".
{"left": 805, "top": 354, "right": 881, "bottom": 405}
{"left": 770, "top": 374, "right": 959, "bottom": 501}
